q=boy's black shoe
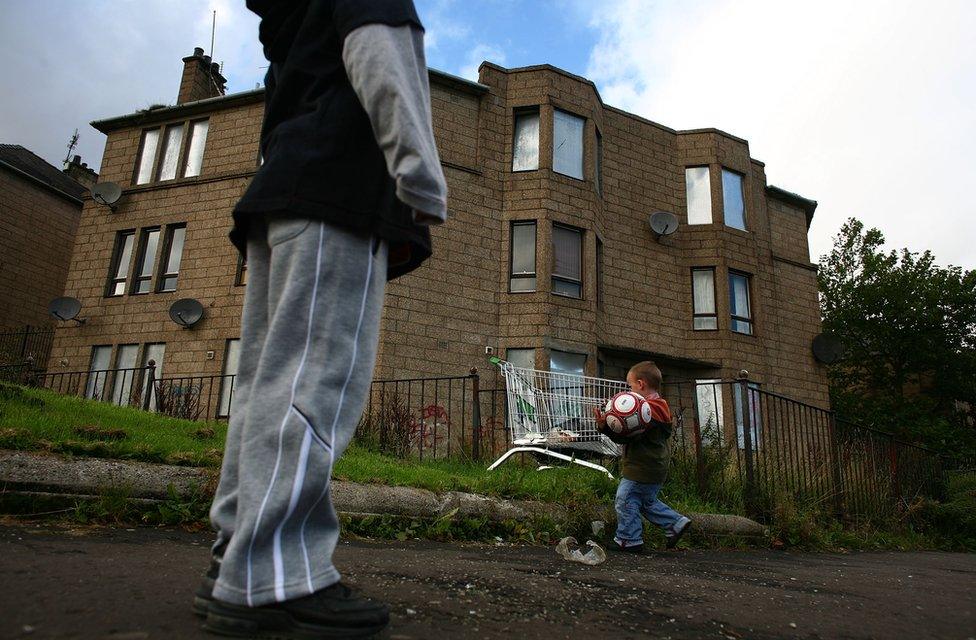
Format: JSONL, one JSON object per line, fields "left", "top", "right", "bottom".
{"left": 204, "top": 582, "right": 390, "bottom": 638}
{"left": 609, "top": 541, "right": 644, "bottom": 554}
{"left": 192, "top": 556, "right": 221, "bottom": 618}
{"left": 666, "top": 518, "right": 692, "bottom": 549}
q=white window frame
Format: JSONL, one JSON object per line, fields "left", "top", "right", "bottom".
{"left": 722, "top": 168, "right": 746, "bottom": 230}
{"left": 695, "top": 379, "right": 725, "bottom": 446}
{"left": 553, "top": 109, "right": 585, "bottom": 180}
{"left": 512, "top": 109, "right": 540, "bottom": 172}
{"left": 685, "top": 166, "right": 712, "bottom": 225}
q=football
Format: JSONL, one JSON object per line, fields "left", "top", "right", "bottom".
{"left": 602, "top": 391, "right": 652, "bottom": 437}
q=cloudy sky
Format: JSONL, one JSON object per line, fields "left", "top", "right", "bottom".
{"left": 1, "top": 0, "right": 973, "bottom": 269}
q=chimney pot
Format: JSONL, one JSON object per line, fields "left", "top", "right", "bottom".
{"left": 211, "top": 62, "right": 221, "bottom": 74}
{"left": 203, "top": 55, "right": 212, "bottom": 66}
{"left": 72, "top": 154, "right": 81, "bottom": 164}
{"left": 193, "top": 46, "right": 204, "bottom": 57}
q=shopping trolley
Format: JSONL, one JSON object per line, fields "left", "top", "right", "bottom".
{"left": 487, "top": 357, "right": 627, "bottom": 478}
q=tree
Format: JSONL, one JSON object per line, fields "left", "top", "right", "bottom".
{"left": 818, "top": 218, "right": 976, "bottom": 456}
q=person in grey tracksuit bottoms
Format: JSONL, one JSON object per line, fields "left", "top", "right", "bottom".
{"left": 193, "top": 1, "right": 447, "bottom": 637}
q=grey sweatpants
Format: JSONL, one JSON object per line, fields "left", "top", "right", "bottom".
{"left": 210, "top": 215, "right": 387, "bottom": 607}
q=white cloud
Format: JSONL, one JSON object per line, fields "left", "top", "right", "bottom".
{"left": 459, "top": 43, "right": 508, "bottom": 81}
{"left": 583, "top": 0, "right": 976, "bottom": 269}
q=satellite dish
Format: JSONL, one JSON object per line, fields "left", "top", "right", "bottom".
{"left": 49, "top": 297, "right": 85, "bottom": 325}
{"left": 91, "top": 182, "right": 122, "bottom": 211}
{"left": 169, "top": 299, "right": 205, "bottom": 328}
{"left": 649, "top": 211, "right": 679, "bottom": 240}
{"left": 812, "top": 333, "right": 845, "bottom": 364}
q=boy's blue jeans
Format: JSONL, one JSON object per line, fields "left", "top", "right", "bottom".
{"left": 614, "top": 478, "right": 685, "bottom": 546}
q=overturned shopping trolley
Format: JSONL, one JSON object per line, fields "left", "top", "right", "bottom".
{"left": 488, "top": 357, "right": 627, "bottom": 478}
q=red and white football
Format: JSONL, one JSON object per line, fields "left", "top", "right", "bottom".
{"left": 602, "top": 391, "right": 652, "bottom": 437}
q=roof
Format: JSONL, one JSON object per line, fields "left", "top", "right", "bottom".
{"left": 766, "top": 185, "right": 818, "bottom": 228}
{"left": 0, "top": 144, "right": 86, "bottom": 203}
{"left": 91, "top": 68, "right": 487, "bottom": 134}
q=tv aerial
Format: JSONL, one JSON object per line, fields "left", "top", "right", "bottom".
{"left": 91, "top": 182, "right": 122, "bottom": 212}
{"left": 812, "top": 333, "right": 845, "bottom": 364}
{"left": 648, "top": 211, "right": 679, "bottom": 241}
{"left": 169, "top": 298, "right": 205, "bottom": 329}
{"left": 49, "top": 297, "right": 85, "bottom": 325}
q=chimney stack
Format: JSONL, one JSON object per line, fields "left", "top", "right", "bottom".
{"left": 63, "top": 154, "right": 98, "bottom": 190}
{"left": 177, "top": 46, "right": 227, "bottom": 104}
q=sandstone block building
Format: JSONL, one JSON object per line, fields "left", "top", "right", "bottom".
{"left": 0, "top": 145, "right": 92, "bottom": 331}
{"left": 47, "top": 48, "right": 829, "bottom": 421}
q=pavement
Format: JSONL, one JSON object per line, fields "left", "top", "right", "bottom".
{"left": 1, "top": 520, "right": 974, "bottom": 640}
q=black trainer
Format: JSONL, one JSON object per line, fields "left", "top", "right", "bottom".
{"left": 609, "top": 540, "right": 644, "bottom": 554}
{"left": 192, "top": 556, "right": 221, "bottom": 618}
{"left": 204, "top": 582, "right": 390, "bottom": 638}
{"left": 666, "top": 517, "right": 692, "bottom": 549}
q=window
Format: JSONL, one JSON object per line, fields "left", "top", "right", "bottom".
{"left": 218, "top": 339, "right": 241, "bottom": 418}
{"left": 685, "top": 166, "right": 712, "bottom": 224}
{"left": 135, "top": 129, "right": 160, "bottom": 185}
{"left": 157, "top": 225, "right": 186, "bottom": 292}
{"left": 157, "top": 123, "right": 185, "bottom": 181}
{"left": 235, "top": 255, "right": 248, "bottom": 286}
{"left": 184, "top": 119, "right": 209, "bottom": 177}
{"left": 729, "top": 271, "right": 753, "bottom": 335}
{"left": 722, "top": 169, "right": 746, "bottom": 230}
{"left": 596, "top": 237, "right": 604, "bottom": 310}
{"left": 691, "top": 268, "right": 717, "bottom": 330}
{"left": 550, "top": 349, "right": 587, "bottom": 422}
{"left": 141, "top": 343, "right": 165, "bottom": 411}
{"left": 509, "top": 221, "right": 536, "bottom": 292}
{"left": 107, "top": 230, "right": 135, "bottom": 296}
{"left": 595, "top": 128, "right": 603, "bottom": 195}
{"left": 695, "top": 379, "right": 724, "bottom": 446}
{"left": 550, "top": 349, "right": 585, "bottom": 375}
{"left": 552, "top": 224, "right": 582, "bottom": 299}
{"left": 110, "top": 344, "right": 139, "bottom": 406}
{"left": 506, "top": 348, "right": 535, "bottom": 371}
{"left": 133, "top": 118, "right": 209, "bottom": 184}
{"left": 512, "top": 109, "right": 539, "bottom": 171}
{"left": 86, "top": 345, "right": 112, "bottom": 400}
{"left": 734, "top": 382, "right": 762, "bottom": 449}
{"left": 553, "top": 109, "right": 584, "bottom": 180}
{"left": 132, "top": 228, "right": 161, "bottom": 294}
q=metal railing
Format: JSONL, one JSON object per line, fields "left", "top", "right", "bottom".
{"left": 152, "top": 374, "right": 237, "bottom": 421}
{"left": 20, "top": 362, "right": 159, "bottom": 410}
{"left": 356, "top": 369, "right": 503, "bottom": 461}
{"left": 2, "top": 358, "right": 955, "bottom": 522}
{"left": 0, "top": 325, "right": 54, "bottom": 367}
{"left": 663, "top": 377, "right": 949, "bottom": 522}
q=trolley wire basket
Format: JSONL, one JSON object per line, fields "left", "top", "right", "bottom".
{"left": 487, "top": 357, "right": 626, "bottom": 477}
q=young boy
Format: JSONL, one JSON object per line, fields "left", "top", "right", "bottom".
{"left": 194, "top": 1, "right": 447, "bottom": 637}
{"left": 594, "top": 361, "right": 691, "bottom": 552}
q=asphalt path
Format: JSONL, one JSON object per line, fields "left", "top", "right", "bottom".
{"left": 1, "top": 520, "right": 973, "bottom": 639}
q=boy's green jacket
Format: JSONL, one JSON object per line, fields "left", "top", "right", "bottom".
{"left": 600, "top": 394, "right": 673, "bottom": 484}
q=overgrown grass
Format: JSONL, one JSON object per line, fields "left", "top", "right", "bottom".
{"left": 0, "top": 382, "right": 225, "bottom": 466}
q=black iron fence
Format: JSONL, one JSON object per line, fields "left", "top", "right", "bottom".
{"left": 356, "top": 370, "right": 508, "bottom": 461}
{"left": 3, "top": 358, "right": 957, "bottom": 523}
{"left": 0, "top": 325, "right": 54, "bottom": 368}
{"left": 662, "top": 378, "right": 948, "bottom": 522}
{"left": 19, "top": 363, "right": 159, "bottom": 410}
{"left": 153, "top": 374, "right": 237, "bottom": 421}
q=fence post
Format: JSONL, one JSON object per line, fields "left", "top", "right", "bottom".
{"left": 20, "top": 325, "right": 31, "bottom": 362}
{"left": 470, "top": 368, "right": 482, "bottom": 461}
{"left": 738, "top": 373, "right": 758, "bottom": 518}
{"left": 143, "top": 360, "right": 156, "bottom": 411}
{"left": 827, "top": 411, "right": 845, "bottom": 519}
{"left": 889, "top": 435, "right": 900, "bottom": 507}
{"left": 691, "top": 417, "right": 706, "bottom": 495}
